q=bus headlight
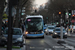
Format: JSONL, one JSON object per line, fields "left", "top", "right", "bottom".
{"left": 25, "top": 31, "right": 28, "bottom": 34}
{"left": 41, "top": 31, "right": 44, "bottom": 33}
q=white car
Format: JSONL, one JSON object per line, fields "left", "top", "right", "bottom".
{"left": 45, "top": 26, "right": 55, "bottom": 35}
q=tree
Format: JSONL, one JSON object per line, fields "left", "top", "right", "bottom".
{"left": 14, "top": 0, "right": 29, "bottom": 27}
{"left": 0, "top": 0, "right": 5, "bottom": 35}
{"left": 25, "top": 0, "right": 34, "bottom": 15}
{"left": 48, "top": 0, "right": 75, "bottom": 23}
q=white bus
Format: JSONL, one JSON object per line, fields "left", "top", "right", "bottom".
{"left": 24, "top": 15, "right": 44, "bottom": 38}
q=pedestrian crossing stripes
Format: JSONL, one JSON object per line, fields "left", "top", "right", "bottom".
{"left": 45, "top": 48, "right": 52, "bottom": 50}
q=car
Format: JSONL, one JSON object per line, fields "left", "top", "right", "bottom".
{"left": 52, "top": 27, "right": 67, "bottom": 38}
{"left": 3, "top": 28, "right": 24, "bottom": 47}
{"left": 0, "top": 33, "right": 7, "bottom": 47}
{"left": 45, "top": 26, "right": 55, "bottom": 35}
{"left": 44, "top": 25, "right": 47, "bottom": 32}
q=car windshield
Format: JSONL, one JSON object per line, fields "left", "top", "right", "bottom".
{"left": 4, "top": 29, "right": 21, "bottom": 35}
{"left": 55, "top": 28, "right": 65, "bottom": 31}
{"left": 26, "top": 18, "right": 43, "bottom": 32}
{"left": 48, "top": 27, "right": 55, "bottom": 29}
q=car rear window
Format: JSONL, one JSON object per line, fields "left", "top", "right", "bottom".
{"left": 4, "top": 29, "right": 21, "bottom": 35}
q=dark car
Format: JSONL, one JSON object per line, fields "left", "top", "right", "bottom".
{"left": 3, "top": 28, "right": 24, "bottom": 47}
{"left": 52, "top": 27, "right": 67, "bottom": 38}
{"left": 0, "top": 33, "right": 7, "bottom": 47}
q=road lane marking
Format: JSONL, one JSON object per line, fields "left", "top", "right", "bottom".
{"left": 62, "top": 44, "right": 75, "bottom": 50}
{"left": 45, "top": 48, "right": 47, "bottom": 50}
{"left": 45, "top": 48, "right": 52, "bottom": 50}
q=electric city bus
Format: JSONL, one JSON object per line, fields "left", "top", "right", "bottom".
{"left": 24, "top": 15, "right": 44, "bottom": 38}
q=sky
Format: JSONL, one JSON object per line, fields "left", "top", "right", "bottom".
{"left": 33, "top": 0, "right": 48, "bottom": 8}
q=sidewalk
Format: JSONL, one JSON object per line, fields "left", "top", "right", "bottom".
{"left": 0, "top": 46, "right": 25, "bottom": 50}
{"left": 0, "top": 48, "right": 20, "bottom": 50}
{"left": 67, "top": 33, "right": 75, "bottom": 37}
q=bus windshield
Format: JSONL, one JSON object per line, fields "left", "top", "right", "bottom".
{"left": 26, "top": 18, "right": 43, "bottom": 32}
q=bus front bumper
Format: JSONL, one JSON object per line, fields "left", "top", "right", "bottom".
{"left": 25, "top": 34, "right": 44, "bottom": 38}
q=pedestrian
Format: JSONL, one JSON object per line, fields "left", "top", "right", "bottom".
{"left": 21, "top": 23, "right": 24, "bottom": 32}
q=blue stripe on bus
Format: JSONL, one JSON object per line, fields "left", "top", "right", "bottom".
{"left": 26, "top": 33, "right": 44, "bottom": 36}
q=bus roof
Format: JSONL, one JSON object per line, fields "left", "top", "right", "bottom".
{"left": 26, "top": 15, "right": 43, "bottom": 19}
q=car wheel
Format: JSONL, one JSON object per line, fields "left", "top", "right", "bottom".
{"left": 1, "top": 45, "right": 5, "bottom": 47}
{"left": 41, "top": 36, "right": 44, "bottom": 38}
{"left": 20, "top": 42, "right": 23, "bottom": 47}
{"left": 64, "top": 37, "right": 67, "bottom": 39}
{"left": 20, "top": 45, "right": 23, "bottom": 47}
{"left": 52, "top": 36, "right": 56, "bottom": 38}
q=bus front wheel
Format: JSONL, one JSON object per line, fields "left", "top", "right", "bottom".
{"left": 41, "top": 36, "right": 44, "bottom": 38}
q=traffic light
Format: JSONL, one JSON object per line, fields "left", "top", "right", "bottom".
{"left": 68, "top": 10, "right": 71, "bottom": 16}
{"left": 59, "top": 12, "right": 61, "bottom": 14}
{"left": 72, "top": 15, "right": 75, "bottom": 17}
{"left": 65, "top": 13, "right": 67, "bottom": 15}
{"left": 59, "top": 12, "right": 61, "bottom": 19}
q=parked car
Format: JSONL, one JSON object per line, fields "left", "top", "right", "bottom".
{"left": 45, "top": 26, "right": 55, "bottom": 35}
{"left": 0, "top": 33, "right": 7, "bottom": 47}
{"left": 52, "top": 27, "right": 67, "bottom": 38}
{"left": 3, "top": 28, "right": 24, "bottom": 47}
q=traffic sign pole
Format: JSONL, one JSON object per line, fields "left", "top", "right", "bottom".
{"left": 60, "top": 20, "right": 63, "bottom": 39}
{"left": 57, "top": 12, "right": 65, "bottom": 44}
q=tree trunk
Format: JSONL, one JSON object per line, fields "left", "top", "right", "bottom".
{"left": 0, "top": 0, "right": 5, "bottom": 35}
{"left": 15, "top": 5, "right": 20, "bottom": 28}
{"left": 15, "top": 0, "right": 28, "bottom": 28}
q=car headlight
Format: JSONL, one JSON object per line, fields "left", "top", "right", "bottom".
{"left": 45, "top": 29, "right": 47, "bottom": 31}
{"left": 65, "top": 33, "right": 67, "bottom": 35}
{"left": 2, "top": 37, "right": 7, "bottom": 41}
{"left": 17, "top": 38, "right": 22, "bottom": 41}
{"left": 41, "top": 31, "right": 44, "bottom": 33}
{"left": 54, "top": 33, "right": 57, "bottom": 34}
